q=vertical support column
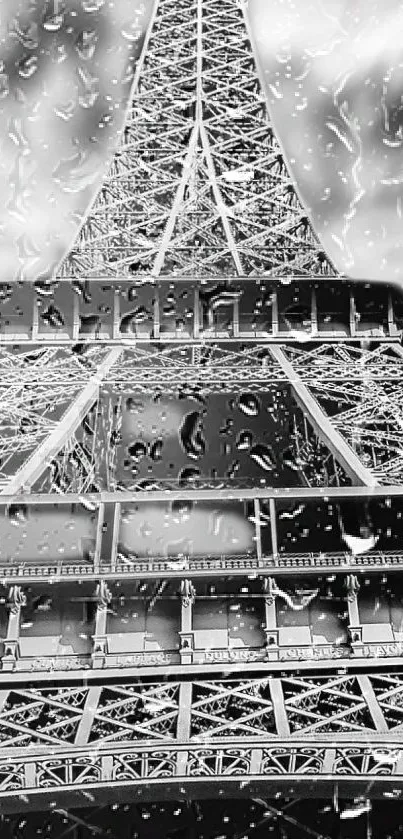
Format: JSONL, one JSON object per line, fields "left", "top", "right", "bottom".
{"left": 263, "top": 578, "right": 279, "bottom": 661}
{"left": 31, "top": 295, "right": 39, "bottom": 340}
{"left": 176, "top": 681, "right": 192, "bottom": 776}
{"left": 2, "top": 587, "right": 26, "bottom": 671}
{"left": 93, "top": 502, "right": 105, "bottom": 574}
{"left": 110, "top": 502, "right": 121, "bottom": 573}
{"left": 269, "top": 498, "right": 278, "bottom": 560}
{"left": 311, "top": 287, "right": 318, "bottom": 336}
{"left": 153, "top": 286, "right": 160, "bottom": 339}
{"left": 112, "top": 289, "right": 120, "bottom": 340}
{"left": 193, "top": 287, "right": 200, "bottom": 338}
{"left": 357, "top": 675, "right": 388, "bottom": 732}
{"left": 92, "top": 581, "right": 112, "bottom": 668}
{"left": 72, "top": 292, "right": 80, "bottom": 341}
{"left": 180, "top": 580, "right": 196, "bottom": 664}
{"left": 74, "top": 686, "right": 102, "bottom": 745}
{"left": 233, "top": 299, "right": 240, "bottom": 338}
{"left": 388, "top": 292, "right": 396, "bottom": 336}
{"left": 271, "top": 291, "right": 279, "bottom": 337}
{"left": 254, "top": 498, "right": 262, "bottom": 564}
{"left": 346, "top": 574, "right": 363, "bottom": 655}
{"left": 270, "top": 678, "right": 290, "bottom": 736}
{"left": 349, "top": 290, "right": 357, "bottom": 337}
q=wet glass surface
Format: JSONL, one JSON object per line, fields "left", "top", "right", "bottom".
{"left": 0, "top": 503, "right": 96, "bottom": 563}
{"left": 118, "top": 388, "right": 299, "bottom": 489}
{"left": 118, "top": 500, "right": 256, "bottom": 558}
{"left": 0, "top": 0, "right": 402, "bottom": 831}
{"left": 249, "top": 0, "right": 403, "bottom": 285}
{"left": 0, "top": 0, "right": 152, "bottom": 283}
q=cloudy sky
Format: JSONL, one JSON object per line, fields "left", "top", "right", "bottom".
{"left": 249, "top": 0, "right": 403, "bottom": 286}
{"left": 0, "top": 0, "right": 151, "bottom": 283}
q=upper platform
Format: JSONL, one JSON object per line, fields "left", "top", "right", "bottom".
{"left": 0, "top": 276, "right": 401, "bottom": 345}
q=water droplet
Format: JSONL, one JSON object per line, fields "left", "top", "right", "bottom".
{"left": 50, "top": 41, "right": 68, "bottom": 64}
{"left": 121, "top": 20, "right": 142, "bottom": 42}
{"left": 18, "top": 55, "right": 38, "bottom": 80}
{"left": 14, "top": 20, "right": 39, "bottom": 49}
{"left": 178, "top": 467, "right": 201, "bottom": 487}
{"left": 178, "top": 410, "right": 206, "bottom": 459}
{"left": 43, "top": 12, "right": 64, "bottom": 32}
{"left": 249, "top": 444, "right": 274, "bottom": 471}
{"left": 41, "top": 304, "right": 65, "bottom": 328}
{"left": 77, "top": 67, "right": 99, "bottom": 109}
{"left": 238, "top": 393, "right": 260, "bottom": 416}
{"left": 75, "top": 30, "right": 98, "bottom": 61}
{"left": 171, "top": 499, "right": 193, "bottom": 519}
{"left": 132, "top": 306, "right": 150, "bottom": 323}
{"left": 163, "top": 303, "right": 176, "bottom": 317}
{"left": 7, "top": 504, "right": 27, "bottom": 526}
{"left": 79, "top": 314, "right": 102, "bottom": 333}
{"left": 53, "top": 149, "right": 98, "bottom": 193}
{"left": 128, "top": 441, "right": 147, "bottom": 460}
{"left": 236, "top": 430, "right": 253, "bottom": 450}
{"left": 0, "top": 284, "right": 12, "bottom": 302}
{"left": 149, "top": 439, "right": 163, "bottom": 461}
{"left": 226, "top": 460, "right": 241, "bottom": 479}
{"left": 83, "top": 0, "right": 105, "bottom": 10}
{"left": 54, "top": 100, "right": 76, "bottom": 121}
{"left": 0, "top": 73, "right": 9, "bottom": 99}
{"left": 126, "top": 397, "right": 144, "bottom": 414}
{"left": 219, "top": 418, "right": 234, "bottom": 436}
{"left": 120, "top": 306, "right": 151, "bottom": 333}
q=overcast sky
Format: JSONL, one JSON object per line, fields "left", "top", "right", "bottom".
{"left": 0, "top": 0, "right": 151, "bottom": 283}
{"left": 248, "top": 0, "right": 403, "bottom": 286}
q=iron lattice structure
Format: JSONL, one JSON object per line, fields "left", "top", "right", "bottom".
{"left": 1, "top": 341, "right": 403, "bottom": 495}
{"left": 57, "top": 0, "right": 336, "bottom": 280}
{"left": 1, "top": 0, "right": 403, "bottom": 828}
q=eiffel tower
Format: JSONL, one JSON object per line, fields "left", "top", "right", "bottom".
{"left": 1, "top": 1, "right": 403, "bottom": 837}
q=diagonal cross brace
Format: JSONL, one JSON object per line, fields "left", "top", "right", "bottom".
{"left": 1, "top": 348, "right": 123, "bottom": 496}
{"left": 268, "top": 345, "right": 379, "bottom": 487}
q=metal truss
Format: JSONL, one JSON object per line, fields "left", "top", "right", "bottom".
{"left": 0, "top": 675, "right": 402, "bottom": 811}
{"left": 2, "top": 0, "right": 403, "bottom": 813}
{"left": 0, "top": 0, "right": 401, "bottom": 497}
{"left": 1, "top": 342, "right": 403, "bottom": 493}
{"left": 55, "top": 0, "right": 336, "bottom": 280}
{"left": 280, "top": 345, "right": 403, "bottom": 485}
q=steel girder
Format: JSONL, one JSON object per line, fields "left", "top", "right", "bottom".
{"left": 282, "top": 345, "right": 403, "bottom": 485}
{"left": 0, "top": 0, "right": 401, "bottom": 496}
{"left": 0, "top": 343, "right": 402, "bottom": 492}
{"left": 0, "top": 674, "right": 402, "bottom": 811}
{"left": 1, "top": 0, "right": 403, "bottom": 817}
{"left": 1, "top": 348, "right": 122, "bottom": 496}
{"left": 0, "top": 489, "right": 403, "bottom": 583}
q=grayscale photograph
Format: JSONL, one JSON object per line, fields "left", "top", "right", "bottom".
{"left": 0, "top": 0, "right": 401, "bottom": 837}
